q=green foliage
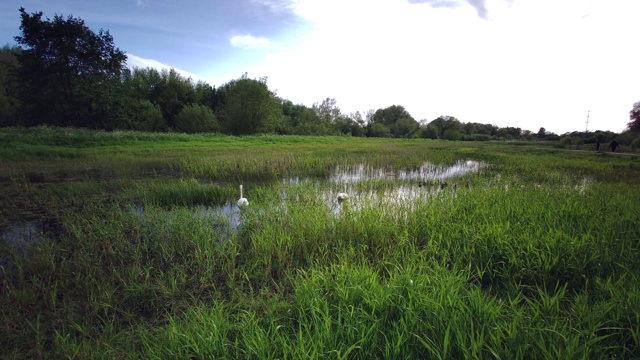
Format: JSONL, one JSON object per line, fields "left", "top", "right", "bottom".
{"left": 443, "top": 128, "right": 462, "bottom": 140}
{"left": 390, "top": 117, "right": 419, "bottom": 138}
{"left": 217, "top": 76, "right": 282, "bottom": 135}
{"left": 420, "top": 124, "right": 439, "bottom": 139}
{"left": 1, "top": 131, "right": 640, "bottom": 357}
{"left": 175, "top": 104, "right": 219, "bottom": 133}
{"left": 313, "top": 97, "right": 342, "bottom": 125}
{"left": 371, "top": 104, "right": 414, "bottom": 126}
{"left": 468, "top": 134, "right": 491, "bottom": 141}
{"left": 0, "top": 45, "right": 21, "bottom": 126}
{"left": 428, "top": 116, "right": 463, "bottom": 139}
{"left": 120, "top": 99, "right": 167, "bottom": 131}
{"left": 123, "top": 67, "right": 200, "bottom": 128}
{"left": 14, "top": 8, "right": 127, "bottom": 128}
{"left": 369, "top": 105, "right": 419, "bottom": 138}
{"left": 537, "top": 127, "right": 546, "bottom": 138}
{"left": 367, "top": 122, "right": 391, "bottom": 137}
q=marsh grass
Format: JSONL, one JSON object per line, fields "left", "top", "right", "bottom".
{"left": 1, "top": 128, "right": 639, "bottom": 358}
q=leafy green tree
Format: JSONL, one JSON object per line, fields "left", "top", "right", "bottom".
{"left": 463, "top": 122, "right": 476, "bottom": 135}
{"left": 175, "top": 104, "right": 219, "bottom": 133}
{"left": 443, "top": 128, "right": 462, "bottom": 140}
{"left": 390, "top": 117, "right": 419, "bottom": 138}
{"left": 0, "top": 45, "right": 21, "bottom": 126}
{"left": 371, "top": 105, "right": 413, "bottom": 126}
{"left": 124, "top": 67, "right": 199, "bottom": 128}
{"left": 281, "top": 100, "right": 322, "bottom": 134}
{"left": 349, "top": 111, "right": 366, "bottom": 137}
{"left": 120, "top": 98, "right": 166, "bottom": 131}
{"left": 370, "top": 105, "right": 418, "bottom": 138}
{"left": 313, "top": 98, "right": 342, "bottom": 125}
{"left": 333, "top": 116, "right": 355, "bottom": 135}
{"left": 420, "top": 124, "right": 439, "bottom": 139}
{"left": 428, "top": 116, "right": 463, "bottom": 138}
{"left": 14, "top": 8, "right": 127, "bottom": 128}
{"left": 216, "top": 76, "right": 282, "bottom": 135}
{"left": 537, "top": 127, "right": 546, "bottom": 139}
{"left": 628, "top": 101, "right": 640, "bottom": 133}
{"left": 367, "top": 122, "right": 391, "bottom": 137}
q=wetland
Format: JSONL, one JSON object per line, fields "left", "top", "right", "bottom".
{"left": 1, "top": 127, "right": 639, "bottom": 358}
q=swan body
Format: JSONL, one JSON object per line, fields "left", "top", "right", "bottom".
{"left": 238, "top": 185, "right": 249, "bottom": 207}
{"left": 337, "top": 192, "right": 348, "bottom": 202}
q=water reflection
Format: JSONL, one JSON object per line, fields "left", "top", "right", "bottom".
{"left": 319, "top": 160, "right": 483, "bottom": 215}
{"left": 1, "top": 222, "right": 45, "bottom": 246}
{"left": 330, "top": 160, "right": 482, "bottom": 184}
{"left": 1, "top": 221, "right": 49, "bottom": 272}
{"left": 133, "top": 202, "right": 244, "bottom": 242}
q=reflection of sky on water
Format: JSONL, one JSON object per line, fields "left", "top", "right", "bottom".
{"left": 330, "top": 160, "right": 482, "bottom": 184}
{"left": 133, "top": 203, "right": 244, "bottom": 242}
{"left": 1, "top": 222, "right": 44, "bottom": 246}
{"left": 283, "top": 160, "right": 485, "bottom": 216}
{"left": 1, "top": 221, "right": 48, "bottom": 271}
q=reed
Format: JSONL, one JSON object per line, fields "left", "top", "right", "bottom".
{"left": 1, "top": 127, "right": 639, "bottom": 358}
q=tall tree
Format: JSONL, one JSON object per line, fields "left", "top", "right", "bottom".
{"left": 14, "top": 8, "right": 127, "bottom": 128}
{"left": 371, "top": 105, "right": 414, "bottom": 127}
{"left": 628, "top": 101, "right": 640, "bottom": 133}
{"left": 428, "top": 116, "right": 463, "bottom": 139}
{"left": 216, "top": 76, "right": 282, "bottom": 135}
{"left": 370, "top": 105, "right": 418, "bottom": 138}
{"left": 313, "top": 98, "right": 342, "bottom": 125}
{"left": 0, "top": 45, "right": 21, "bottom": 126}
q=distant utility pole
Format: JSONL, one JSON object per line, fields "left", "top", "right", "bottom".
{"left": 585, "top": 110, "right": 590, "bottom": 133}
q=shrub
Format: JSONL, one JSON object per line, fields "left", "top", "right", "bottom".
{"left": 121, "top": 99, "right": 167, "bottom": 132}
{"left": 175, "top": 104, "right": 219, "bottom": 133}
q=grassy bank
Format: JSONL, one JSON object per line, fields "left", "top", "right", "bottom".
{"left": 1, "top": 127, "right": 639, "bottom": 358}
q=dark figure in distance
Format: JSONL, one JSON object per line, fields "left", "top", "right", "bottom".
{"left": 595, "top": 141, "right": 600, "bottom": 151}
{"left": 609, "top": 139, "right": 619, "bottom": 152}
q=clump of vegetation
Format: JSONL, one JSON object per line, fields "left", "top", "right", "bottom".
{"left": 1, "top": 129, "right": 639, "bottom": 358}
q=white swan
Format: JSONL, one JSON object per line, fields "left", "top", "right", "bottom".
{"left": 337, "top": 192, "right": 348, "bottom": 202}
{"left": 237, "top": 185, "right": 249, "bottom": 207}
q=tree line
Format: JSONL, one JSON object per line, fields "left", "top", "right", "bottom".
{"left": 1, "top": 8, "right": 639, "bottom": 145}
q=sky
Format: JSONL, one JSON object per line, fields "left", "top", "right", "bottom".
{"left": 1, "top": 0, "right": 638, "bottom": 134}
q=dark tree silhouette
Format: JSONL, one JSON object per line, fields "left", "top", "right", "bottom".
{"left": 15, "top": 8, "right": 127, "bottom": 128}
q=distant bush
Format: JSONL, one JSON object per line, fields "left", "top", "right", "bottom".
{"left": 443, "top": 129, "right": 462, "bottom": 141}
{"left": 420, "top": 125, "right": 439, "bottom": 139}
{"left": 468, "top": 134, "right": 491, "bottom": 141}
{"left": 122, "top": 99, "right": 167, "bottom": 132}
{"left": 631, "top": 137, "right": 640, "bottom": 152}
{"left": 175, "top": 104, "right": 219, "bottom": 133}
{"left": 367, "top": 123, "right": 391, "bottom": 138}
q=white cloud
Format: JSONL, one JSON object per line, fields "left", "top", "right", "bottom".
{"left": 126, "top": 54, "right": 208, "bottom": 82}
{"left": 238, "top": 0, "right": 640, "bottom": 133}
{"left": 230, "top": 34, "right": 272, "bottom": 50}
{"left": 250, "top": 0, "right": 297, "bottom": 13}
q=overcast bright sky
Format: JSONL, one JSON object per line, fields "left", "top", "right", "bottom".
{"left": 1, "top": 0, "right": 638, "bottom": 134}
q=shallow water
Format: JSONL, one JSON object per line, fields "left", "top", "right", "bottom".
{"left": 1, "top": 222, "right": 45, "bottom": 246}
{"left": 133, "top": 202, "right": 245, "bottom": 242}
{"left": 3, "top": 160, "right": 485, "bottom": 248}
{"left": 1, "top": 221, "right": 50, "bottom": 272}
{"left": 278, "top": 160, "right": 484, "bottom": 216}
{"left": 330, "top": 160, "right": 482, "bottom": 184}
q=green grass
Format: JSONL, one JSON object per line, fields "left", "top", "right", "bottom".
{"left": 1, "top": 127, "right": 639, "bottom": 358}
